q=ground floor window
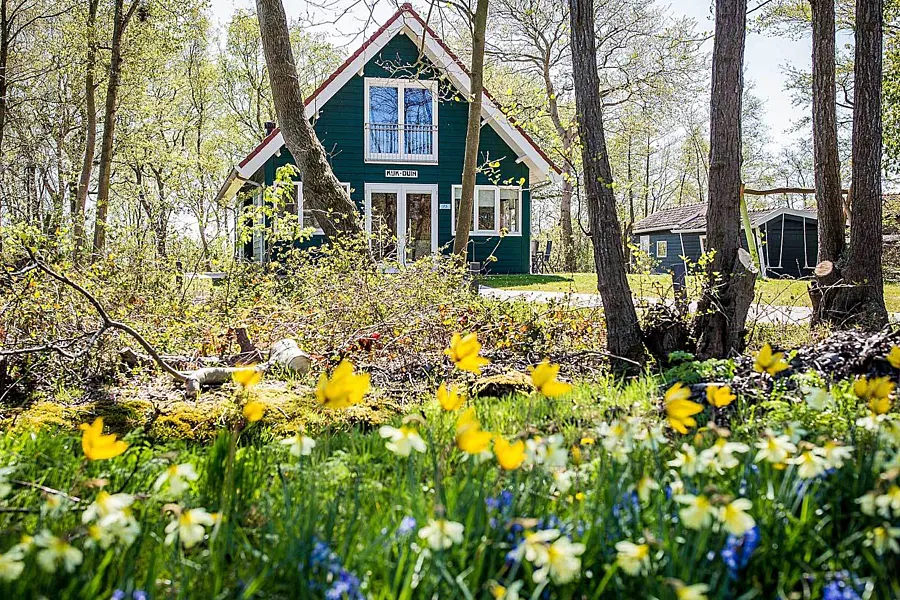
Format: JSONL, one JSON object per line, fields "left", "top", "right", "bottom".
{"left": 656, "top": 240, "right": 668, "bottom": 258}
{"left": 451, "top": 185, "right": 521, "bottom": 235}
{"left": 278, "top": 181, "right": 351, "bottom": 234}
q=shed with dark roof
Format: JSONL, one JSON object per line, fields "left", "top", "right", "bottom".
{"left": 631, "top": 204, "right": 818, "bottom": 279}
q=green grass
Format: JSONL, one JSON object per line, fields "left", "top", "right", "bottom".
{"left": 484, "top": 273, "right": 900, "bottom": 311}
{"left": 0, "top": 366, "right": 898, "bottom": 599}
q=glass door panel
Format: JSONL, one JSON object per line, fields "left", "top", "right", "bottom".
{"left": 405, "top": 192, "right": 432, "bottom": 262}
{"left": 371, "top": 191, "right": 399, "bottom": 262}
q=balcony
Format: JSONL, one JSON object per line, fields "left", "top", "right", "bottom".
{"left": 365, "top": 122, "right": 438, "bottom": 164}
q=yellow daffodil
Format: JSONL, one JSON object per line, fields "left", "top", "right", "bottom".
{"left": 664, "top": 383, "right": 704, "bottom": 434}
{"left": 753, "top": 343, "right": 789, "bottom": 376}
{"left": 888, "top": 346, "right": 900, "bottom": 369}
{"left": 529, "top": 360, "right": 572, "bottom": 397}
{"left": 445, "top": 332, "right": 489, "bottom": 374}
{"left": 242, "top": 400, "right": 266, "bottom": 422}
{"left": 316, "top": 360, "right": 371, "bottom": 409}
{"left": 494, "top": 436, "right": 526, "bottom": 470}
{"left": 436, "top": 383, "right": 465, "bottom": 411}
{"left": 706, "top": 385, "right": 735, "bottom": 408}
{"left": 455, "top": 408, "right": 492, "bottom": 454}
{"left": 232, "top": 367, "right": 262, "bottom": 389}
{"left": 79, "top": 417, "right": 128, "bottom": 461}
{"left": 853, "top": 376, "right": 894, "bottom": 415}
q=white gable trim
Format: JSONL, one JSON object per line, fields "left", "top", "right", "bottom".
{"left": 230, "top": 8, "right": 558, "bottom": 190}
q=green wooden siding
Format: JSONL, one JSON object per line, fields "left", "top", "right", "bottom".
{"left": 244, "top": 33, "right": 533, "bottom": 274}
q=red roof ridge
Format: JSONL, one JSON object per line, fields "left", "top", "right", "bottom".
{"left": 238, "top": 3, "right": 561, "bottom": 175}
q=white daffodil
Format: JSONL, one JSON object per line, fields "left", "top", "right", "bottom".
{"left": 489, "top": 581, "right": 524, "bottom": 600}
{"left": 802, "top": 386, "right": 833, "bottom": 412}
{"left": 541, "top": 434, "right": 569, "bottom": 468}
{"left": 675, "top": 494, "right": 717, "bottom": 530}
{"left": 668, "top": 443, "right": 701, "bottom": 477}
{"left": 875, "top": 485, "right": 900, "bottom": 518}
{"left": 868, "top": 525, "right": 900, "bottom": 555}
{"left": 280, "top": 434, "right": 316, "bottom": 457}
{"left": 674, "top": 581, "right": 710, "bottom": 600}
{"left": 86, "top": 516, "right": 141, "bottom": 550}
{"left": 857, "top": 491, "right": 878, "bottom": 516}
{"left": 788, "top": 450, "right": 828, "bottom": 479}
{"left": 0, "top": 547, "right": 24, "bottom": 582}
{"left": 856, "top": 413, "right": 888, "bottom": 431}
{"left": 34, "top": 530, "right": 83, "bottom": 574}
{"left": 518, "top": 529, "right": 559, "bottom": 566}
{"left": 0, "top": 466, "right": 15, "bottom": 500}
{"left": 533, "top": 535, "right": 586, "bottom": 584}
{"left": 597, "top": 421, "right": 633, "bottom": 463}
{"left": 816, "top": 441, "right": 854, "bottom": 470}
{"left": 719, "top": 498, "right": 755, "bottom": 536}
{"left": 636, "top": 476, "right": 659, "bottom": 504}
{"left": 614, "top": 540, "right": 650, "bottom": 576}
{"left": 633, "top": 420, "right": 667, "bottom": 450}
{"left": 699, "top": 438, "right": 749, "bottom": 474}
{"left": 754, "top": 433, "right": 797, "bottom": 465}
{"left": 153, "top": 463, "right": 199, "bottom": 498}
{"left": 378, "top": 426, "right": 427, "bottom": 457}
{"left": 81, "top": 491, "right": 134, "bottom": 525}
{"left": 552, "top": 470, "right": 575, "bottom": 494}
{"left": 165, "top": 507, "right": 219, "bottom": 549}
{"left": 417, "top": 518, "right": 464, "bottom": 550}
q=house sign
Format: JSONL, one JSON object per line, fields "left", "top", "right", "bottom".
{"left": 385, "top": 169, "right": 418, "bottom": 178}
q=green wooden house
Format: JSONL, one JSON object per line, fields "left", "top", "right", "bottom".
{"left": 215, "top": 4, "right": 560, "bottom": 274}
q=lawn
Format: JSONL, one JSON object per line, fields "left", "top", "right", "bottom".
{"left": 483, "top": 273, "right": 900, "bottom": 311}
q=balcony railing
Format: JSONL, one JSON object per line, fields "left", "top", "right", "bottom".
{"left": 365, "top": 123, "right": 438, "bottom": 163}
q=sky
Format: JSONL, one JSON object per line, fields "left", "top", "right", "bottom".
{"left": 208, "top": 0, "right": 815, "bottom": 155}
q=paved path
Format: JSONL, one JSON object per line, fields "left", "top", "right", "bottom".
{"left": 478, "top": 286, "right": 816, "bottom": 325}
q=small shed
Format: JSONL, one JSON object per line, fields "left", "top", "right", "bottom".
{"left": 632, "top": 203, "right": 818, "bottom": 279}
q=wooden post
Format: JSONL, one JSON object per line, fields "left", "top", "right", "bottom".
{"left": 739, "top": 184, "right": 762, "bottom": 277}
{"left": 175, "top": 260, "right": 183, "bottom": 287}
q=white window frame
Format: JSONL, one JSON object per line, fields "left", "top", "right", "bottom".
{"left": 293, "top": 181, "right": 351, "bottom": 235}
{"left": 699, "top": 235, "right": 707, "bottom": 253}
{"left": 252, "top": 189, "right": 265, "bottom": 263}
{"left": 363, "top": 183, "right": 439, "bottom": 264}
{"left": 364, "top": 77, "right": 438, "bottom": 164}
{"left": 450, "top": 184, "right": 522, "bottom": 236}
{"left": 639, "top": 235, "right": 650, "bottom": 254}
{"left": 656, "top": 240, "right": 668, "bottom": 258}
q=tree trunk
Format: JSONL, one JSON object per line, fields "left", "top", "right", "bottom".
{"left": 814, "top": 0, "right": 888, "bottom": 328}
{"left": 0, "top": 0, "right": 8, "bottom": 255}
{"left": 452, "top": 0, "right": 489, "bottom": 258}
{"left": 74, "top": 0, "right": 99, "bottom": 262}
{"left": 256, "top": 0, "right": 362, "bottom": 240}
{"left": 543, "top": 59, "right": 576, "bottom": 273}
{"left": 91, "top": 0, "right": 138, "bottom": 258}
{"left": 569, "top": 0, "right": 643, "bottom": 364}
{"left": 692, "top": 0, "right": 754, "bottom": 359}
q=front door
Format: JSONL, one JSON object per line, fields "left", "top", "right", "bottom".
{"left": 366, "top": 184, "right": 437, "bottom": 264}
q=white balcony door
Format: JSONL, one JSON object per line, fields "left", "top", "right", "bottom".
{"left": 365, "top": 183, "right": 438, "bottom": 265}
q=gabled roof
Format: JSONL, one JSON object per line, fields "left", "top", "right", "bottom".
{"left": 216, "top": 4, "right": 560, "bottom": 204}
{"left": 632, "top": 204, "right": 705, "bottom": 234}
{"left": 633, "top": 203, "right": 817, "bottom": 235}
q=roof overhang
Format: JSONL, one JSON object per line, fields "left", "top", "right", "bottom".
{"left": 216, "top": 4, "right": 560, "bottom": 206}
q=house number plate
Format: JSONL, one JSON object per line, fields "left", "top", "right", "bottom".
{"left": 385, "top": 169, "right": 418, "bottom": 178}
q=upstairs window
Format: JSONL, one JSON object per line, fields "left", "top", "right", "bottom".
{"left": 366, "top": 78, "right": 438, "bottom": 163}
